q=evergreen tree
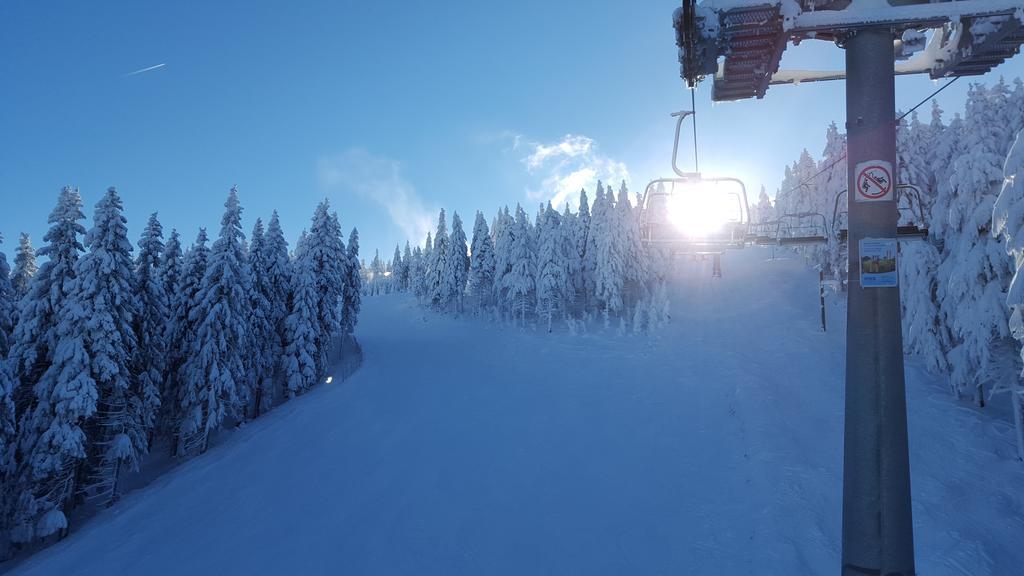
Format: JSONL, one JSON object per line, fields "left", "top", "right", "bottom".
{"left": 428, "top": 210, "right": 450, "bottom": 309}
{"left": 411, "top": 245, "right": 428, "bottom": 303}
{"left": 164, "top": 229, "right": 209, "bottom": 453}
{"left": 503, "top": 204, "right": 536, "bottom": 325}
{"left": 593, "top": 186, "right": 625, "bottom": 323}
{"left": 178, "top": 188, "right": 251, "bottom": 455}
{"left": 263, "top": 212, "right": 292, "bottom": 395}
{"left": 536, "top": 204, "right": 574, "bottom": 330}
{"left": 341, "top": 228, "right": 362, "bottom": 337}
{"left": 616, "top": 181, "right": 647, "bottom": 312}
{"left": 400, "top": 241, "right": 413, "bottom": 292}
{"left": 304, "top": 203, "right": 346, "bottom": 372}
{"left": 0, "top": 235, "right": 13, "bottom": 358}
{"left": 492, "top": 207, "right": 515, "bottom": 316}
{"left": 936, "top": 84, "right": 1015, "bottom": 404}
{"left": 160, "top": 230, "right": 183, "bottom": 310}
{"left": 467, "top": 211, "right": 496, "bottom": 312}
{"left": 283, "top": 249, "right": 320, "bottom": 397}
{"left": 993, "top": 127, "right": 1024, "bottom": 460}
{"left": 574, "top": 188, "right": 591, "bottom": 314}
{"left": 247, "top": 219, "right": 277, "bottom": 417}
{"left": 445, "top": 211, "right": 470, "bottom": 313}
{"left": 8, "top": 187, "right": 86, "bottom": 419}
{"left": 74, "top": 188, "right": 144, "bottom": 505}
{"left": 133, "top": 213, "right": 167, "bottom": 444}
{"left": 10, "top": 233, "right": 37, "bottom": 302}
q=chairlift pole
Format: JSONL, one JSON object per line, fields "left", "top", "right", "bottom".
{"left": 842, "top": 27, "right": 914, "bottom": 576}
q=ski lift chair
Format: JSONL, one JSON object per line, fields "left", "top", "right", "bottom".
{"left": 832, "top": 184, "right": 929, "bottom": 243}
{"left": 638, "top": 111, "right": 752, "bottom": 257}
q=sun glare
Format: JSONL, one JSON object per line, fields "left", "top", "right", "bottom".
{"left": 666, "top": 188, "right": 740, "bottom": 237}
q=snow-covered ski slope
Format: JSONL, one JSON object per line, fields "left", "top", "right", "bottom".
{"left": 13, "top": 247, "right": 1024, "bottom": 575}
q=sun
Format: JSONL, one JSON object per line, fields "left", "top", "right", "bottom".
{"left": 666, "top": 186, "right": 742, "bottom": 237}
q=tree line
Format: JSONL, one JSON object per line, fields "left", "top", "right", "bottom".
{"left": 365, "top": 181, "right": 672, "bottom": 333}
{"left": 0, "top": 187, "right": 360, "bottom": 550}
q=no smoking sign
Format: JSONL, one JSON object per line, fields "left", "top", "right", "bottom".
{"left": 854, "top": 160, "right": 893, "bottom": 202}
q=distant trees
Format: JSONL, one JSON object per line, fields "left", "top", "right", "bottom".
{"left": 0, "top": 186, "right": 360, "bottom": 549}
{"left": 379, "top": 179, "right": 665, "bottom": 332}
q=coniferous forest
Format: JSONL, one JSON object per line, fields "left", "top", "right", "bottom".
{"left": 0, "top": 186, "right": 359, "bottom": 552}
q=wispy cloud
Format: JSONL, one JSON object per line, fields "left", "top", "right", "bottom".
{"left": 511, "top": 133, "right": 629, "bottom": 208}
{"left": 318, "top": 149, "right": 434, "bottom": 243}
{"left": 125, "top": 63, "right": 166, "bottom": 76}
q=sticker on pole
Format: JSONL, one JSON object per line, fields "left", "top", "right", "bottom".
{"left": 859, "top": 237, "right": 898, "bottom": 288}
{"left": 854, "top": 160, "right": 894, "bottom": 202}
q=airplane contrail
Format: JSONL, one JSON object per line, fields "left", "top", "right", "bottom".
{"left": 125, "top": 63, "right": 166, "bottom": 76}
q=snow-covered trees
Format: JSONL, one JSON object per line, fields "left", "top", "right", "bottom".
{"left": 9, "top": 187, "right": 86, "bottom": 418}
{"left": 247, "top": 218, "right": 277, "bottom": 417}
{"left": 467, "top": 212, "right": 496, "bottom": 311}
{"left": 134, "top": 214, "right": 167, "bottom": 444}
{"left": 428, "top": 210, "right": 450, "bottom": 310}
{"left": 445, "top": 212, "right": 470, "bottom": 314}
{"left": 503, "top": 205, "right": 536, "bottom": 325}
{"left": 0, "top": 236, "right": 13, "bottom": 358}
{"left": 10, "top": 233, "right": 37, "bottom": 302}
{"left": 178, "top": 188, "right": 252, "bottom": 455}
{"left": 342, "top": 229, "right": 361, "bottom": 336}
{"left": 993, "top": 127, "right": 1024, "bottom": 459}
{"left": 535, "top": 204, "right": 574, "bottom": 330}
{"left": 283, "top": 244, "right": 320, "bottom": 398}
{"left": 0, "top": 186, "right": 361, "bottom": 548}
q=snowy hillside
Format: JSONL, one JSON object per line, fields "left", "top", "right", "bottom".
{"left": 9, "top": 246, "right": 1024, "bottom": 575}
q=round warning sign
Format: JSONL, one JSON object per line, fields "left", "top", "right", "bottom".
{"left": 854, "top": 160, "right": 893, "bottom": 202}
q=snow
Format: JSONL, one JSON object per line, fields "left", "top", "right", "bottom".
{"left": 10, "top": 247, "right": 1024, "bottom": 575}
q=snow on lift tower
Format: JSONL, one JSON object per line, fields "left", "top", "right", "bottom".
{"left": 638, "top": 110, "right": 751, "bottom": 257}
{"left": 674, "top": 1, "right": 1024, "bottom": 576}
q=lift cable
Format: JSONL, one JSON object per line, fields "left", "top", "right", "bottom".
{"left": 777, "top": 75, "right": 960, "bottom": 197}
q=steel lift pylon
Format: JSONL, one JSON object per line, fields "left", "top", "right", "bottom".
{"left": 673, "top": 1, "right": 1024, "bottom": 574}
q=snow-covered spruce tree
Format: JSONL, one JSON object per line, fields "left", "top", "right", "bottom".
{"left": 10, "top": 233, "right": 37, "bottom": 303}
{"left": 535, "top": 204, "right": 574, "bottom": 331}
{"left": 247, "top": 218, "right": 277, "bottom": 417}
{"left": 492, "top": 207, "right": 514, "bottom": 318}
{"left": 160, "top": 229, "right": 183, "bottom": 312}
{"left": 817, "top": 123, "right": 847, "bottom": 283}
{"left": 282, "top": 248, "right": 320, "bottom": 398}
{"left": 390, "top": 244, "right": 403, "bottom": 293}
{"left": 73, "top": 188, "right": 145, "bottom": 506}
{"left": 178, "top": 188, "right": 252, "bottom": 455}
{"left": 400, "top": 241, "right": 413, "bottom": 292}
{"left": 467, "top": 211, "right": 496, "bottom": 312}
{"left": 369, "top": 250, "right": 385, "bottom": 296}
{"left": 304, "top": 203, "right": 346, "bottom": 372}
{"left": 935, "top": 84, "right": 1017, "bottom": 405}
{"left": 573, "top": 188, "right": 591, "bottom": 315}
{"left": 133, "top": 213, "right": 167, "bottom": 445}
{"left": 409, "top": 245, "right": 425, "bottom": 303}
{"left": 8, "top": 187, "right": 86, "bottom": 419}
{"left": 12, "top": 188, "right": 137, "bottom": 542}
{"left": 263, "top": 212, "right": 292, "bottom": 392}
{"left": 164, "top": 229, "right": 208, "bottom": 453}
{"left": 584, "top": 183, "right": 608, "bottom": 317}
{"left": 445, "top": 212, "right": 470, "bottom": 314}
{"left": 428, "top": 210, "right": 450, "bottom": 310}
{"left": 503, "top": 204, "right": 536, "bottom": 326}
{"left": 593, "top": 186, "right": 625, "bottom": 324}
{"left": 0, "top": 235, "right": 13, "bottom": 358}
{"left": 0, "top": 359, "right": 16, "bottom": 534}
{"left": 341, "top": 228, "right": 361, "bottom": 338}
{"left": 992, "top": 127, "right": 1024, "bottom": 460}
{"left": 616, "top": 181, "right": 647, "bottom": 313}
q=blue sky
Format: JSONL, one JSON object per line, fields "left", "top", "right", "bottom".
{"left": 1, "top": 0, "right": 1022, "bottom": 260}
